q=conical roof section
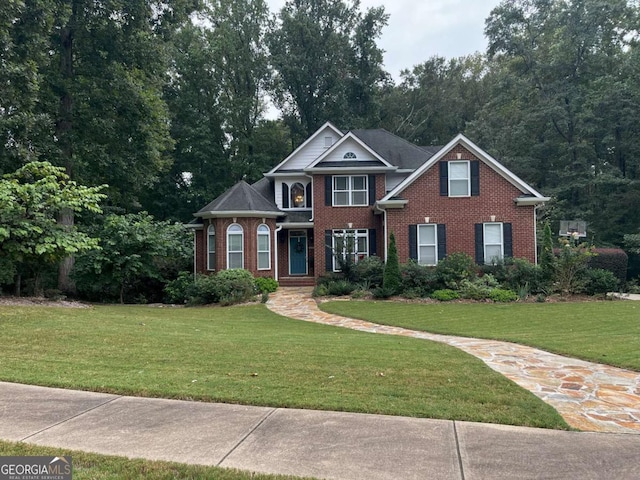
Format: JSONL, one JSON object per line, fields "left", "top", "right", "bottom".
{"left": 196, "top": 180, "right": 281, "bottom": 215}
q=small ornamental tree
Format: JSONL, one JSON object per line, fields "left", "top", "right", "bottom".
{"left": 539, "top": 222, "right": 556, "bottom": 285}
{"left": 383, "top": 232, "right": 401, "bottom": 294}
{"left": 0, "top": 162, "right": 106, "bottom": 294}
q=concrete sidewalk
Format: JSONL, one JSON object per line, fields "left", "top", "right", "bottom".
{"left": 1, "top": 382, "right": 639, "bottom": 479}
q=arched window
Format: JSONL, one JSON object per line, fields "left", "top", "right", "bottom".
{"left": 343, "top": 152, "right": 357, "bottom": 159}
{"left": 227, "top": 223, "right": 244, "bottom": 269}
{"left": 290, "top": 182, "right": 306, "bottom": 208}
{"left": 207, "top": 224, "right": 216, "bottom": 271}
{"left": 257, "top": 224, "right": 271, "bottom": 270}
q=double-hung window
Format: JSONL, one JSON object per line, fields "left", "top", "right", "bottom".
{"left": 449, "top": 161, "right": 470, "bottom": 197}
{"left": 332, "top": 229, "right": 368, "bottom": 271}
{"left": 207, "top": 225, "right": 216, "bottom": 270}
{"left": 417, "top": 224, "right": 437, "bottom": 266}
{"left": 484, "top": 223, "right": 504, "bottom": 264}
{"left": 333, "top": 175, "right": 368, "bottom": 206}
{"left": 257, "top": 224, "right": 270, "bottom": 270}
{"left": 227, "top": 224, "right": 244, "bottom": 269}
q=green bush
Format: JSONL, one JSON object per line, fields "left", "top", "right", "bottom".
{"left": 312, "top": 284, "right": 329, "bottom": 297}
{"left": 383, "top": 233, "right": 401, "bottom": 294}
{"left": 371, "top": 286, "right": 394, "bottom": 299}
{"left": 164, "top": 271, "right": 198, "bottom": 304}
{"left": 582, "top": 268, "right": 619, "bottom": 296}
{"left": 326, "top": 280, "right": 356, "bottom": 296}
{"left": 354, "top": 256, "right": 384, "bottom": 287}
{"left": 489, "top": 288, "right": 518, "bottom": 302}
{"left": 211, "top": 269, "right": 256, "bottom": 306}
{"left": 459, "top": 274, "right": 500, "bottom": 300}
{"left": 255, "top": 276, "right": 278, "bottom": 294}
{"left": 401, "top": 260, "right": 439, "bottom": 297}
{"left": 588, "top": 249, "right": 628, "bottom": 284}
{"left": 487, "top": 258, "right": 548, "bottom": 295}
{"left": 431, "top": 289, "right": 460, "bottom": 301}
{"left": 435, "top": 253, "right": 476, "bottom": 289}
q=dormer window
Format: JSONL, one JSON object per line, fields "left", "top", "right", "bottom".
{"left": 324, "top": 136, "right": 333, "bottom": 148}
{"left": 291, "top": 182, "right": 306, "bottom": 208}
{"left": 343, "top": 152, "right": 357, "bottom": 159}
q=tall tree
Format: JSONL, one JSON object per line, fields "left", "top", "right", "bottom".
{"left": 268, "top": 0, "right": 389, "bottom": 139}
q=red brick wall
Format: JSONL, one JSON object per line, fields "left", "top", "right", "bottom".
{"left": 312, "top": 174, "right": 384, "bottom": 276}
{"left": 387, "top": 147, "right": 537, "bottom": 264}
{"left": 195, "top": 217, "right": 278, "bottom": 278}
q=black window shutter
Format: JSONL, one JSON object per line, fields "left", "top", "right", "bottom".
{"left": 306, "top": 182, "right": 312, "bottom": 208}
{"left": 368, "top": 174, "right": 376, "bottom": 205}
{"left": 503, "top": 223, "right": 513, "bottom": 258}
{"left": 324, "top": 176, "right": 332, "bottom": 206}
{"left": 325, "top": 230, "right": 333, "bottom": 272}
{"left": 439, "top": 162, "right": 448, "bottom": 196}
{"left": 369, "top": 229, "right": 377, "bottom": 256}
{"left": 474, "top": 223, "right": 484, "bottom": 264}
{"left": 282, "top": 183, "right": 289, "bottom": 208}
{"left": 437, "top": 224, "right": 447, "bottom": 261}
{"left": 409, "top": 225, "right": 418, "bottom": 260}
{"left": 471, "top": 161, "right": 480, "bottom": 196}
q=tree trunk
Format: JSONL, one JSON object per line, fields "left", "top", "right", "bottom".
{"left": 56, "top": 3, "right": 77, "bottom": 293}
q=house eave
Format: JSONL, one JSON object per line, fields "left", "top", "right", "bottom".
{"left": 277, "top": 222, "right": 315, "bottom": 229}
{"left": 375, "top": 199, "right": 409, "bottom": 209}
{"left": 515, "top": 196, "right": 551, "bottom": 206}
{"left": 195, "top": 210, "right": 282, "bottom": 219}
{"left": 304, "top": 166, "right": 396, "bottom": 174}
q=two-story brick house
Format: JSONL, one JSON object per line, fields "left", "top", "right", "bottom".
{"left": 190, "top": 122, "right": 549, "bottom": 285}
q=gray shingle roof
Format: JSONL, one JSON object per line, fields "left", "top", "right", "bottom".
{"left": 352, "top": 129, "right": 440, "bottom": 170}
{"left": 197, "top": 180, "right": 281, "bottom": 214}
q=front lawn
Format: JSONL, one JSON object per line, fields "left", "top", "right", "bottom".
{"left": 0, "top": 304, "right": 568, "bottom": 429}
{"left": 0, "top": 441, "right": 313, "bottom": 480}
{"left": 320, "top": 300, "right": 640, "bottom": 371}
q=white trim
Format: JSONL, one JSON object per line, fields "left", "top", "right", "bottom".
{"left": 305, "top": 132, "right": 396, "bottom": 170}
{"left": 304, "top": 166, "right": 395, "bottom": 174}
{"left": 417, "top": 224, "right": 438, "bottom": 266}
{"left": 257, "top": 224, "right": 271, "bottom": 270}
{"left": 448, "top": 160, "right": 471, "bottom": 197}
{"left": 383, "top": 134, "right": 548, "bottom": 201}
{"left": 266, "top": 122, "right": 344, "bottom": 174}
{"left": 195, "top": 210, "right": 281, "bottom": 219}
{"left": 375, "top": 199, "right": 408, "bottom": 209}
{"left": 288, "top": 230, "right": 309, "bottom": 276}
{"left": 483, "top": 222, "right": 504, "bottom": 265}
{"left": 207, "top": 224, "right": 216, "bottom": 271}
{"left": 226, "top": 223, "right": 244, "bottom": 270}
{"left": 331, "top": 229, "right": 369, "bottom": 272}
{"left": 332, "top": 175, "right": 368, "bottom": 207}
{"left": 515, "top": 196, "right": 551, "bottom": 206}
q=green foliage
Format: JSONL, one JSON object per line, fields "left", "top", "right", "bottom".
{"left": 255, "top": 277, "right": 279, "bottom": 294}
{"left": 431, "top": 289, "right": 460, "bottom": 301}
{"left": 588, "top": 249, "right": 628, "bottom": 284}
{"left": 400, "top": 260, "right": 439, "bottom": 297}
{"left": 554, "top": 237, "right": 595, "bottom": 295}
{"left": 458, "top": 274, "right": 500, "bottom": 300}
{"left": 209, "top": 269, "right": 256, "bottom": 306}
{"left": 354, "top": 256, "right": 385, "bottom": 288}
{"left": 540, "top": 223, "right": 556, "bottom": 283}
{"left": 435, "top": 252, "right": 476, "bottom": 289}
{"left": 582, "top": 268, "right": 620, "bottom": 296}
{"left": 488, "top": 289, "right": 518, "bottom": 303}
{"left": 163, "top": 271, "right": 196, "bottom": 304}
{"left": 312, "top": 284, "right": 329, "bottom": 297}
{"left": 73, "top": 212, "right": 191, "bottom": 303}
{"left": 326, "top": 280, "right": 356, "bottom": 296}
{"left": 371, "top": 286, "right": 394, "bottom": 299}
{"left": 383, "top": 233, "right": 401, "bottom": 294}
{"left": 0, "top": 162, "right": 105, "bottom": 291}
{"left": 486, "top": 258, "right": 547, "bottom": 295}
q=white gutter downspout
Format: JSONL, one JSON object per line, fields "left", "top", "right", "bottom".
{"left": 274, "top": 225, "right": 283, "bottom": 281}
{"left": 534, "top": 204, "right": 541, "bottom": 265}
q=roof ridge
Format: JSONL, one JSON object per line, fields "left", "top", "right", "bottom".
{"left": 352, "top": 128, "right": 434, "bottom": 159}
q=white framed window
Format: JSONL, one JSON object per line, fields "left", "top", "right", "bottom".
{"left": 417, "top": 224, "right": 437, "bottom": 266}
{"left": 333, "top": 175, "right": 368, "bottom": 206}
{"left": 227, "top": 223, "right": 244, "bottom": 269}
{"left": 207, "top": 224, "right": 216, "bottom": 271}
{"left": 343, "top": 152, "right": 357, "bottom": 159}
{"left": 484, "top": 223, "right": 504, "bottom": 264}
{"left": 449, "top": 161, "right": 470, "bottom": 197}
{"left": 257, "top": 224, "right": 270, "bottom": 270}
{"left": 332, "top": 229, "right": 369, "bottom": 271}
{"left": 290, "top": 182, "right": 306, "bottom": 208}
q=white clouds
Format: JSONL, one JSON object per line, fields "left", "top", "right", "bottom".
{"left": 264, "top": 0, "right": 502, "bottom": 79}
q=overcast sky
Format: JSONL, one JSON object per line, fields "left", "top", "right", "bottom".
{"left": 265, "top": 0, "right": 503, "bottom": 80}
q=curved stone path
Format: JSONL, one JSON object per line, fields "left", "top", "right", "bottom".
{"left": 266, "top": 287, "right": 640, "bottom": 435}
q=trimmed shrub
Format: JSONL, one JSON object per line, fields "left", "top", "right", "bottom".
{"left": 588, "top": 249, "right": 628, "bottom": 284}
{"left": 164, "top": 271, "right": 198, "bottom": 304}
{"left": 459, "top": 274, "right": 500, "bottom": 300}
{"left": 502, "top": 258, "right": 547, "bottom": 295}
{"left": 211, "top": 269, "right": 256, "bottom": 306}
{"left": 435, "top": 252, "right": 476, "bottom": 289}
{"left": 582, "top": 268, "right": 619, "bottom": 296}
{"left": 255, "top": 277, "right": 278, "bottom": 294}
{"left": 383, "top": 233, "right": 401, "bottom": 294}
{"left": 312, "top": 284, "right": 329, "bottom": 297}
{"left": 400, "top": 260, "right": 439, "bottom": 297}
{"left": 371, "top": 286, "right": 394, "bottom": 299}
{"left": 431, "top": 289, "right": 460, "bottom": 301}
{"left": 354, "top": 256, "right": 384, "bottom": 288}
{"left": 489, "top": 288, "right": 518, "bottom": 303}
{"left": 326, "top": 280, "right": 356, "bottom": 296}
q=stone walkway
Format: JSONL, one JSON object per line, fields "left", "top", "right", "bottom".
{"left": 266, "top": 287, "right": 640, "bottom": 435}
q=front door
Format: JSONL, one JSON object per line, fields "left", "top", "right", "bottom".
{"left": 289, "top": 231, "right": 308, "bottom": 275}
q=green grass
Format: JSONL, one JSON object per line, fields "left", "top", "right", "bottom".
{"left": 320, "top": 300, "right": 640, "bottom": 371}
{"left": 0, "top": 440, "right": 314, "bottom": 479}
{"left": 0, "top": 304, "right": 568, "bottom": 429}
